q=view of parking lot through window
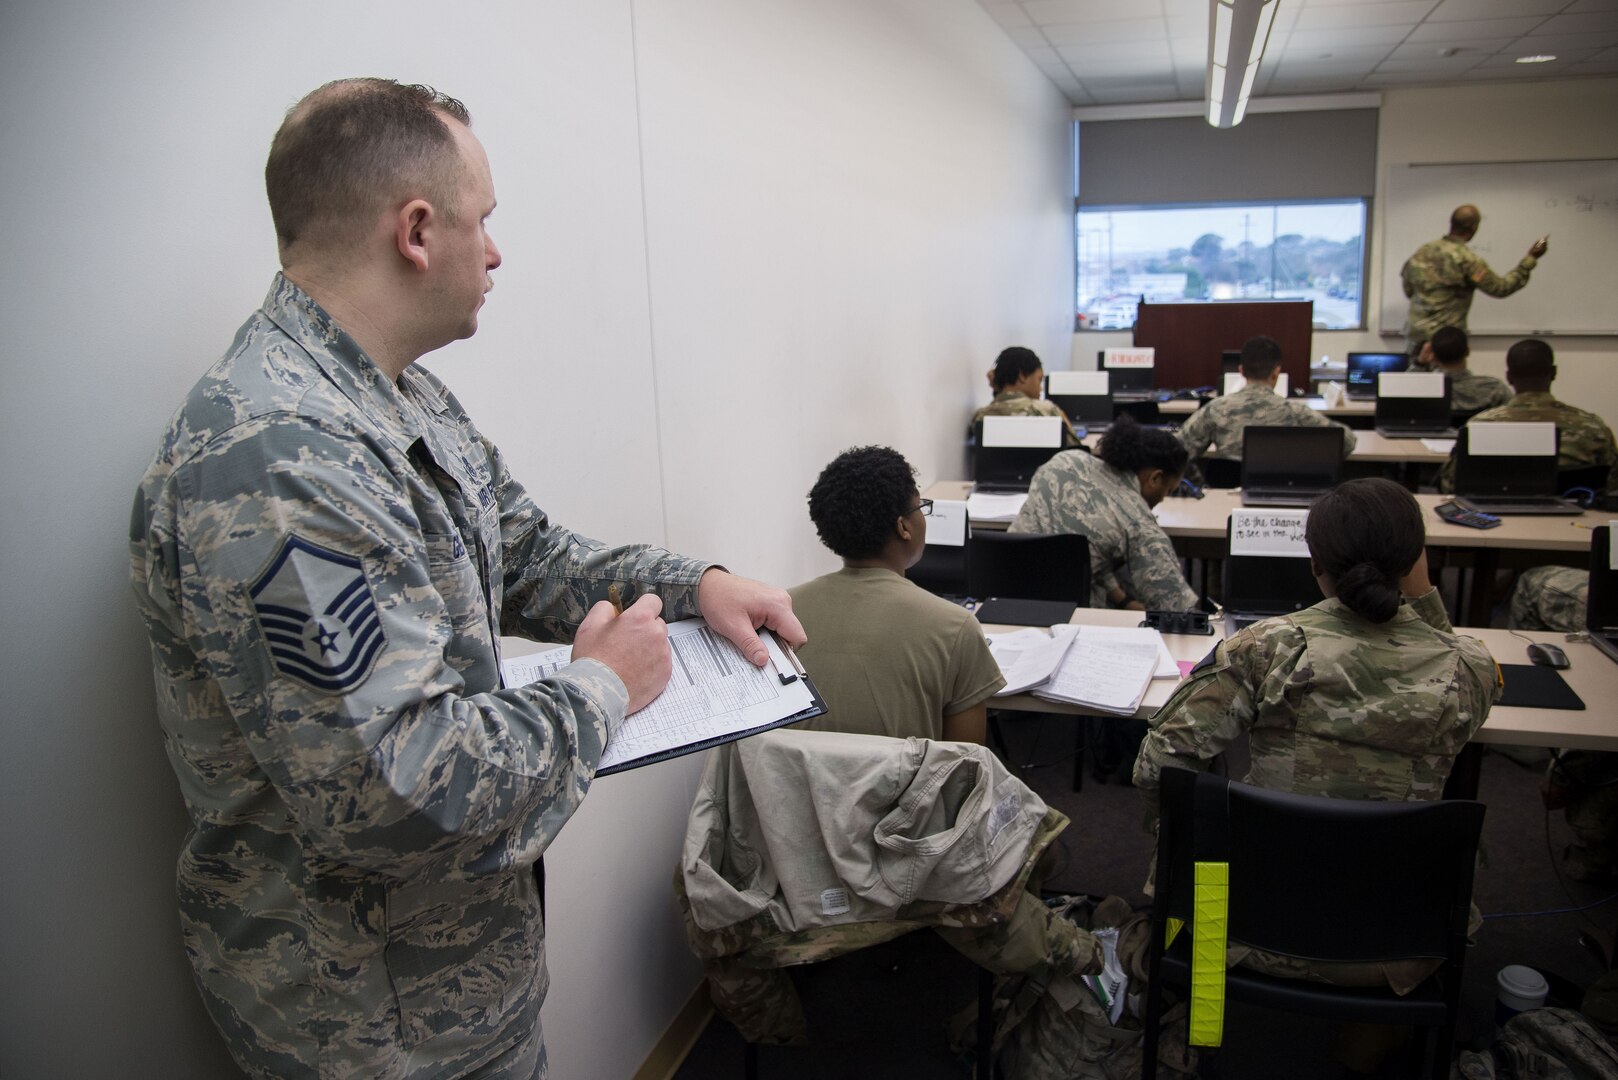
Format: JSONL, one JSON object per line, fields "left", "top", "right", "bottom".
{"left": 1075, "top": 200, "right": 1367, "bottom": 331}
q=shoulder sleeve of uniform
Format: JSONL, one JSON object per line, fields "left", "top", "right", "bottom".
{"left": 172, "top": 411, "right": 619, "bottom": 878}
{"left": 943, "top": 614, "right": 1007, "bottom": 715}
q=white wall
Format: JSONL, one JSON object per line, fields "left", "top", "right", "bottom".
{"left": 0, "top": 1, "right": 1072, "bottom": 1077}
{"left": 1071, "top": 77, "right": 1618, "bottom": 427}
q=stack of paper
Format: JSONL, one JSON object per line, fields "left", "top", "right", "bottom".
{"left": 964, "top": 491, "right": 1028, "bottom": 523}
{"left": 986, "top": 624, "right": 1173, "bottom": 715}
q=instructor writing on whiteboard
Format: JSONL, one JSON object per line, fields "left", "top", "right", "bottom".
{"left": 129, "top": 77, "right": 804, "bottom": 1080}
{"left": 1402, "top": 203, "right": 1548, "bottom": 364}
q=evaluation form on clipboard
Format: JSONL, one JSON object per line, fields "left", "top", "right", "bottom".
{"left": 500, "top": 618, "right": 825, "bottom": 775}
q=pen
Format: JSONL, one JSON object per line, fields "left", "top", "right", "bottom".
{"left": 1571, "top": 522, "right": 1594, "bottom": 530}
{"left": 608, "top": 583, "right": 624, "bottom": 614}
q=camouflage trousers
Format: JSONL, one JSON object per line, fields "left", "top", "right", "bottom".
{"left": 1546, "top": 750, "right": 1618, "bottom": 882}
{"left": 678, "top": 809, "right": 1103, "bottom": 1045}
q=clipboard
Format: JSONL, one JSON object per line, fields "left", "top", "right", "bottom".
{"left": 501, "top": 621, "right": 827, "bottom": 777}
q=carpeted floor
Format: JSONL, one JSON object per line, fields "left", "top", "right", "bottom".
{"left": 674, "top": 721, "right": 1616, "bottom": 1079}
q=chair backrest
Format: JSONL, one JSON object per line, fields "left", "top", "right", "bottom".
{"left": 965, "top": 530, "right": 1091, "bottom": 606}
{"left": 907, "top": 544, "right": 968, "bottom": 597}
{"left": 1199, "top": 458, "right": 1243, "bottom": 489}
{"left": 1559, "top": 464, "right": 1610, "bottom": 498}
{"left": 1155, "top": 769, "right": 1484, "bottom": 964}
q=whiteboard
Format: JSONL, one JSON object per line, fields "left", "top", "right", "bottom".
{"left": 1379, "top": 160, "right": 1618, "bottom": 337}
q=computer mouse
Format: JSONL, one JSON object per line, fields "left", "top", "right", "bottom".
{"left": 1173, "top": 389, "right": 1198, "bottom": 400}
{"left": 1526, "top": 642, "right": 1570, "bottom": 669}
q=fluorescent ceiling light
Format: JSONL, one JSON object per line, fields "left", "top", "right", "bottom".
{"left": 1515, "top": 54, "right": 1557, "bottom": 64}
{"left": 1207, "top": 0, "right": 1278, "bottom": 129}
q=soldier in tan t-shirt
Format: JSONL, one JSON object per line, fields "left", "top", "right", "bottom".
{"left": 790, "top": 446, "right": 1005, "bottom": 743}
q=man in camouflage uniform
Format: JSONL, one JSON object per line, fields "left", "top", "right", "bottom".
{"left": 1438, "top": 338, "right": 1618, "bottom": 497}
{"left": 1175, "top": 334, "right": 1356, "bottom": 465}
{"left": 1134, "top": 548, "right": 1499, "bottom": 992}
{"left": 1425, "top": 326, "right": 1511, "bottom": 415}
{"left": 1508, "top": 566, "right": 1618, "bottom": 883}
{"left": 128, "top": 79, "right": 804, "bottom": 1080}
{"left": 1402, "top": 204, "right": 1547, "bottom": 360}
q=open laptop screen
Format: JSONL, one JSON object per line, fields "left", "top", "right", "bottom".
{"left": 1241, "top": 426, "right": 1345, "bottom": 491}
{"left": 1455, "top": 422, "right": 1559, "bottom": 497}
{"left": 1587, "top": 526, "right": 1617, "bottom": 638}
{"left": 1347, "top": 352, "right": 1407, "bottom": 394}
{"left": 973, "top": 417, "right": 1063, "bottom": 490}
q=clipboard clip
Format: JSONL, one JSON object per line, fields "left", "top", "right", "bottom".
{"left": 772, "top": 636, "right": 809, "bottom": 685}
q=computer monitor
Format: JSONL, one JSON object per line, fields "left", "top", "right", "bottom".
{"left": 972, "top": 416, "right": 1064, "bottom": 491}
{"left": 1586, "top": 527, "right": 1618, "bottom": 652}
{"left": 1045, "top": 370, "right": 1112, "bottom": 428}
{"left": 1218, "top": 350, "right": 1243, "bottom": 393}
{"left": 1240, "top": 427, "right": 1345, "bottom": 493}
{"left": 1102, "top": 347, "right": 1156, "bottom": 396}
{"left": 1454, "top": 422, "right": 1560, "bottom": 498}
{"left": 1375, "top": 372, "right": 1451, "bottom": 432}
{"left": 1108, "top": 368, "right": 1154, "bottom": 396}
{"left": 1346, "top": 352, "right": 1408, "bottom": 397}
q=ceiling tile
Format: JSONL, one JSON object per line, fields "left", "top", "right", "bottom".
{"left": 1023, "top": 44, "right": 1062, "bottom": 65}
{"left": 1427, "top": 0, "right": 1569, "bottom": 20}
{"left": 1506, "top": 31, "right": 1618, "bottom": 51}
{"left": 1470, "top": 47, "right": 1602, "bottom": 67}
{"left": 1362, "top": 70, "right": 1460, "bottom": 83}
{"left": 1405, "top": 17, "right": 1548, "bottom": 41}
{"left": 1533, "top": 11, "right": 1618, "bottom": 33}
{"left": 1166, "top": 14, "right": 1205, "bottom": 38}
{"left": 1023, "top": 0, "right": 1144, "bottom": 23}
{"left": 1057, "top": 39, "right": 1172, "bottom": 63}
{"left": 1041, "top": 18, "right": 1171, "bottom": 45}
{"left": 985, "top": 3, "right": 1034, "bottom": 29}
{"left": 1280, "top": 25, "right": 1420, "bottom": 49}
{"left": 1566, "top": 0, "right": 1618, "bottom": 11}
{"left": 1082, "top": 82, "right": 1183, "bottom": 103}
{"left": 1269, "top": 44, "right": 1400, "bottom": 64}
{"left": 1384, "top": 37, "right": 1513, "bottom": 59}
{"left": 1292, "top": 2, "right": 1438, "bottom": 31}
{"left": 1375, "top": 52, "right": 1489, "bottom": 69}
{"left": 1005, "top": 25, "right": 1053, "bottom": 47}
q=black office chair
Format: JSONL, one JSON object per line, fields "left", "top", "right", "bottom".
{"left": 907, "top": 544, "right": 968, "bottom": 598}
{"left": 1114, "top": 400, "right": 1162, "bottom": 425}
{"left": 1450, "top": 406, "right": 1488, "bottom": 428}
{"left": 1198, "top": 458, "right": 1243, "bottom": 489}
{"left": 965, "top": 530, "right": 1091, "bottom": 605}
{"left": 1559, "top": 464, "right": 1610, "bottom": 507}
{"left": 1141, "top": 769, "right": 1485, "bottom": 1080}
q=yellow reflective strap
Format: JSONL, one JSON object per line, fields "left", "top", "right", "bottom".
{"left": 1188, "top": 861, "right": 1229, "bottom": 1047}
{"left": 1166, "top": 916, "right": 1184, "bottom": 948}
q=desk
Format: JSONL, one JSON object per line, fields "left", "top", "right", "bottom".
{"left": 926, "top": 481, "right": 1590, "bottom": 621}
{"left": 984, "top": 610, "right": 1618, "bottom": 753}
{"left": 1076, "top": 429, "right": 1448, "bottom": 466}
{"left": 1158, "top": 396, "right": 1376, "bottom": 421}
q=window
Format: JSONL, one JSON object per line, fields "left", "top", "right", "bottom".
{"left": 1076, "top": 200, "right": 1367, "bottom": 331}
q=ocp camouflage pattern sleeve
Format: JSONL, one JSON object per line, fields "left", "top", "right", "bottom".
{"left": 1174, "top": 386, "right": 1355, "bottom": 461}
{"left": 1402, "top": 235, "right": 1536, "bottom": 349}
{"left": 1509, "top": 565, "right": 1588, "bottom": 633}
{"left": 1010, "top": 451, "right": 1197, "bottom": 610}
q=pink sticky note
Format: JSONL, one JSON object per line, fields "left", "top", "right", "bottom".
{"left": 1176, "top": 660, "right": 1196, "bottom": 679}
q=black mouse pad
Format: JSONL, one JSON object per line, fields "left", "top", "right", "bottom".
{"left": 1497, "top": 664, "right": 1584, "bottom": 710}
{"left": 973, "top": 598, "right": 1077, "bottom": 627}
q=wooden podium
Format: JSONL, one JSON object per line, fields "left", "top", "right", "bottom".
{"left": 1131, "top": 300, "right": 1312, "bottom": 390}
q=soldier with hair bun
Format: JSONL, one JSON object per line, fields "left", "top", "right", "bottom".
{"left": 1134, "top": 477, "right": 1501, "bottom": 992}
{"left": 970, "top": 346, "right": 1080, "bottom": 446}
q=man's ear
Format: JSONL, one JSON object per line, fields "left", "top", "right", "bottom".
{"left": 395, "top": 199, "right": 433, "bottom": 272}
{"left": 895, "top": 514, "right": 915, "bottom": 543}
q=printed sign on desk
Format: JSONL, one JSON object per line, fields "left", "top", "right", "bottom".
{"left": 1229, "top": 509, "right": 1310, "bottom": 557}
{"left": 928, "top": 500, "right": 968, "bottom": 547}
{"left": 1468, "top": 421, "right": 1556, "bottom": 457}
{"left": 1378, "top": 371, "right": 1445, "bottom": 398}
{"left": 1103, "top": 347, "right": 1155, "bottom": 369}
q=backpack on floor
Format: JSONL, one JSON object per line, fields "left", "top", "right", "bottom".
{"left": 1453, "top": 1007, "right": 1618, "bottom": 1080}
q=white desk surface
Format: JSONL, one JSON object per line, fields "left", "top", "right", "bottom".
{"left": 1077, "top": 429, "right": 1447, "bottom": 465}
{"left": 1158, "top": 396, "right": 1376, "bottom": 418}
{"left": 924, "top": 481, "right": 1593, "bottom": 554}
{"left": 982, "top": 609, "right": 1618, "bottom": 751}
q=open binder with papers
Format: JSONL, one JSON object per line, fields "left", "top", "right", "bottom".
{"left": 500, "top": 618, "right": 825, "bottom": 776}
{"left": 985, "top": 624, "right": 1175, "bottom": 716}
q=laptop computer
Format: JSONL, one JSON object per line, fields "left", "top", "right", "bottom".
{"left": 1102, "top": 347, "right": 1156, "bottom": 399}
{"left": 1454, "top": 422, "right": 1583, "bottom": 515}
{"left": 1239, "top": 426, "right": 1345, "bottom": 507}
{"left": 1218, "top": 350, "right": 1243, "bottom": 392}
{"left": 1346, "top": 351, "right": 1407, "bottom": 401}
{"left": 1221, "top": 509, "right": 1319, "bottom": 633}
{"left": 1585, "top": 526, "right": 1618, "bottom": 665}
{"left": 1046, "top": 370, "right": 1112, "bottom": 432}
{"left": 972, "top": 416, "right": 1064, "bottom": 494}
{"left": 1375, "top": 371, "right": 1457, "bottom": 438}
